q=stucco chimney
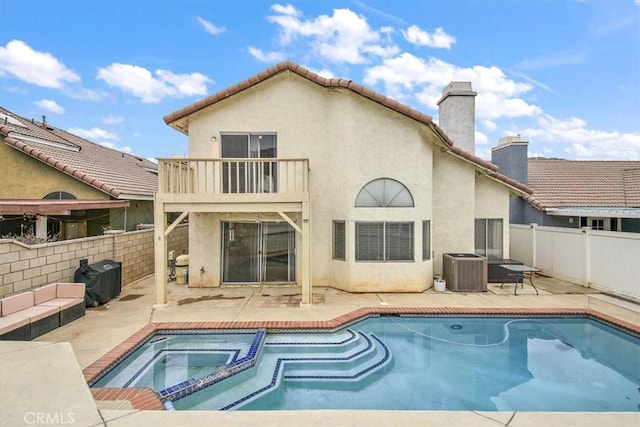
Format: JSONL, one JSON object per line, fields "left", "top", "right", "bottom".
{"left": 437, "top": 82, "right": 477, "bottom": 154}
{"left": 491, "top": 135, "right": 529, "bottom": 224}
{"left": 491, "top": 135, "right": 529, "bottom": 184}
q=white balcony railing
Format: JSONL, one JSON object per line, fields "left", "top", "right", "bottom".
{"left": 158, "top": 158, "right": 309, "bottom": 196}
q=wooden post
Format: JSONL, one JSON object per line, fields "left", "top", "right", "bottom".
{"left": 300, "top": 201, "right": 312, "bottom": 306}
{"left": 154, "top": 195, "right": 168, "bottom": 305}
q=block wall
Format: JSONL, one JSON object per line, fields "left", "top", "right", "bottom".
{"left": 0, "top": 224, "right": 188, "bottom": 297}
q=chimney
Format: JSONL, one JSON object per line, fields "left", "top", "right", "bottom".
{"left": 491, "top": 135, "right": 529, "bottom": 184}
{"left": 437, "top": 82, "right": 477, "bottom": 154}
{"left": 491, "top": 135, "right": 529, "bottom": 224}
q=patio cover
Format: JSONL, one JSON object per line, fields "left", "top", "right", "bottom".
{"left": 0, "top": 199, "right": 130, "bottom": 215}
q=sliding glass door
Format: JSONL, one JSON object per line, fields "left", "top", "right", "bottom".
{"left": 221, "top": 134, "right": 277, "bottom": 193}
{"left": 222, "top": 221, "right": 295, "bottom": 283}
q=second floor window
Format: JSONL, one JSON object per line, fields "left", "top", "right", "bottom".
{"left": 221, "top": 133, "right": 277, "bottom": 193}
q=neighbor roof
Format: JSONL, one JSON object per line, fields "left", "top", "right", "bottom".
{"left": 164, "top": 61, "right": 531, "bottom": 196}
{"left": 525, "top": 158, "right": 640, "bottom": 210}
{"left": 0, "top": 107, "right": 158, "bottom": 200}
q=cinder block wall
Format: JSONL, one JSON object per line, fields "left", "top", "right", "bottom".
{"left": 0, "top": 224, "right": 188, "bottom": 298}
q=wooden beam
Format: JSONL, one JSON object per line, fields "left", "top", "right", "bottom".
{"left": 277, "top": 211, "right": 302, "bottom": 234}
{"left": 164, "top": 211, "right": 189, "bottom": 237}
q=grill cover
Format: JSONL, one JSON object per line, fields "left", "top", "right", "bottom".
{"left": 74, "top": 259, "right": 122, "bottom": 306}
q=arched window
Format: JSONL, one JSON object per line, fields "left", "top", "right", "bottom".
{"left": 355, "top": 178, "right": 414, "bottom": 207}
{"left": 43, "top": 191, "right": 76, "bottom": 200}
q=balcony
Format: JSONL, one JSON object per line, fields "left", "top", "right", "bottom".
{"left": 156, "top": 158, "right": 310, "bottom": 211}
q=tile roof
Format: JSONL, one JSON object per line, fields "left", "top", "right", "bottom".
{"left": 163, "top": 61, "right": 531, "bottom": 196}
{"left": 525, "top": 158, "right": 640, "bottom": 209}
{"left": 0, "top": 107, "right": 158, "bottom": 199}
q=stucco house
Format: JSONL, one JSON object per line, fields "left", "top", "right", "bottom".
{"left": 0, "top": 107, "right": 158, "bottom": 240}
{"left": 491, "top": 136, "right": 640, "bottom": 233}
{"left": 154, "top": 61, "right": 530, "bottom": 305}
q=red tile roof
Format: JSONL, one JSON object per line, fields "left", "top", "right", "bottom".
{"left": 164, "top": 61, "right": 531, "bottom": 195}
{"left": 1, "top": 107, "right": 157, "bottom": 199}
{"left": 525, "top": 158, "right": 640, "bottom": 209}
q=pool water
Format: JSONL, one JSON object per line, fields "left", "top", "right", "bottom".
{"left": 94, "top": 332, "right": 256, "bottom": 390}
{"left": 94, "top": 316, "right": 640, "bottom": 411}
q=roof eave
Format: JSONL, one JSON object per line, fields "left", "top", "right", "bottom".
{"left": 163, "top": 60, "right": 437, "bottom": 134}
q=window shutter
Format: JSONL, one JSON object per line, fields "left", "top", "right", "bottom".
{"left": 385, "top": 222, "right": 414, "bottom": 261}
{"left": 333, "top": 221, "right": 346, "bottom": 261}
{"left": 422, "top": 220, "right": 431, "bottom": 260}
{"left": 355, "top": 222, "right": 384, "bottom": 261}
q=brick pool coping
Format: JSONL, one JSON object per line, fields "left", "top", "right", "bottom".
{"left": 84, "top": 306, "right": 640, "bottom": 410}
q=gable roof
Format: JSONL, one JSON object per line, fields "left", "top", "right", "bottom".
{"left": 164, "top": 61, "right": 531, "bottom": 196}
{"left": 0, "top": 107, "right": 158, "bottom": 200}
{"left": 525, "top": 158, "right": 640, "bottom": 210}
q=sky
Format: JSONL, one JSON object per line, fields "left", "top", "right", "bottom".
{"left": 1, "top": 0, "right": 639, "bottom": 162}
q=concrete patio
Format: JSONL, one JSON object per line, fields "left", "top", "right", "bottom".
{"left": 1, "top": 275, "right": 639, "bottom": 426}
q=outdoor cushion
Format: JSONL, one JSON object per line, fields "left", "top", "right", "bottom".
{"left": 1, "top": 292, "right": 35, "bottom": 316}
{"left": 5, "top": 305, "right": 59, "bottom": 323}
{"left": 0, "top": 316, "right": 29, "bottom": 335}
{"left": 39, "top": 298, "right": 81, "bottom": 311}
{"left": 55, "top": 283, "right": 85, "bottom": 299}
{"left": 33, "top": 284, "right": 58, "bottom": 305}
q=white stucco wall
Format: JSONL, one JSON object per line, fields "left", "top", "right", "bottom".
{"left": 184, "top": 73, "right": 510, "bottom": 292}
{"left": 475, "top": 175, "right": 512, "bottom": 259}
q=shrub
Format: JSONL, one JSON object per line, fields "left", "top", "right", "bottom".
{"left": 0, "top": 231, "right": 59, "bottom": 245}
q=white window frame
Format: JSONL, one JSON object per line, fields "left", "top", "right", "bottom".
{"left": 475, "top": 218, "right": 503, "bottom": 259}
{"left": 355, "top": 221, "right": 414, "bottom": 262}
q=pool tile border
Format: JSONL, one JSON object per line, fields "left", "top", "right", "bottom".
{"left": 84, "top": 306, "right": 640, "bottom": 410}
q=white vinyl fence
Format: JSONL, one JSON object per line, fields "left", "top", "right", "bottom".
{"left": 510, "top": 224, "right": 640, "bottom": 301}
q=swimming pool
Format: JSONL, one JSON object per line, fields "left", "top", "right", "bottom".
{"left": 92, "top": 315, "right": 640, "bottom": 412}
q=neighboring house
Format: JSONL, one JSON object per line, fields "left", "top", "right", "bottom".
{"left": 154, "top": 61, "right": 530, "bottom": 305}
{"left": 491, "top": 136, "right": 640, "bottom": 233}
{"left": 0, "top": 107, "right": 158, "bottom": 240}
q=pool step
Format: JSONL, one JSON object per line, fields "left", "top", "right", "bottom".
{"left": 223, "top": 332, "right": 391, "bottom": 409}
{"left": 174, "top": 330, "right": 392, "bottom": 410}
{"left": 281, "top": 333, "right": 384, "bottom": 380}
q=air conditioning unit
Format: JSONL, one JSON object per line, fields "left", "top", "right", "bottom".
{"left": 442, "top": 253, "right": 487, "bottom": 292}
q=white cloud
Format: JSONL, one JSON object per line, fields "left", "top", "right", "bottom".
{"left": 248, "top": 47, "right": 286, "bottom": 62}
{"left": 62, "top": 86, "right": 109, "bottom": 102}
{"left": 313, "top": 68, "right": 335, "bottom": 79}
{"left": 520, "top": 114, "right": 640, "bottom": 160}
{"left": 100, "top": 142, "right": 133, "bottom": 153}
{"left": 401, "top": 25, "right": 456, "bottom": 49}
{"left": 364, "top": 53, "right": 542, "bottom": 120}
{"left": 482, "top": 120, "right": 498, "bottom": 131}
{"left": 475, "top": 130, "right": 488, "bottom": 145}
{"left": 33, "top": 99, "right": 64, "bottom": 114}
{"left": 101, "top": 115, "right": 124, "bottom": 125}
{"left": 267, "top": 5, "right": 391, "bottom": 64}
{"left": 195, "top": 16, "right": 226, "bottom": 35}
{"left": 0, "top": 40, "right": 80, "bottom": 88}
{"left": 271, "top": 3, "right": 300, "bottom": 16}
{"left": 156, "top": 69, "right": 211, "bottom": 97}
{"left": 96, "top": 63, "right": 212, "bottom": 103}
{"left": 67, "top": 127, "right": 119, "bottom": 141}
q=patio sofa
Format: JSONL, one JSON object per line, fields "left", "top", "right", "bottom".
{"left": 0, "top": 283, "right": 86, "bottom": 341}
